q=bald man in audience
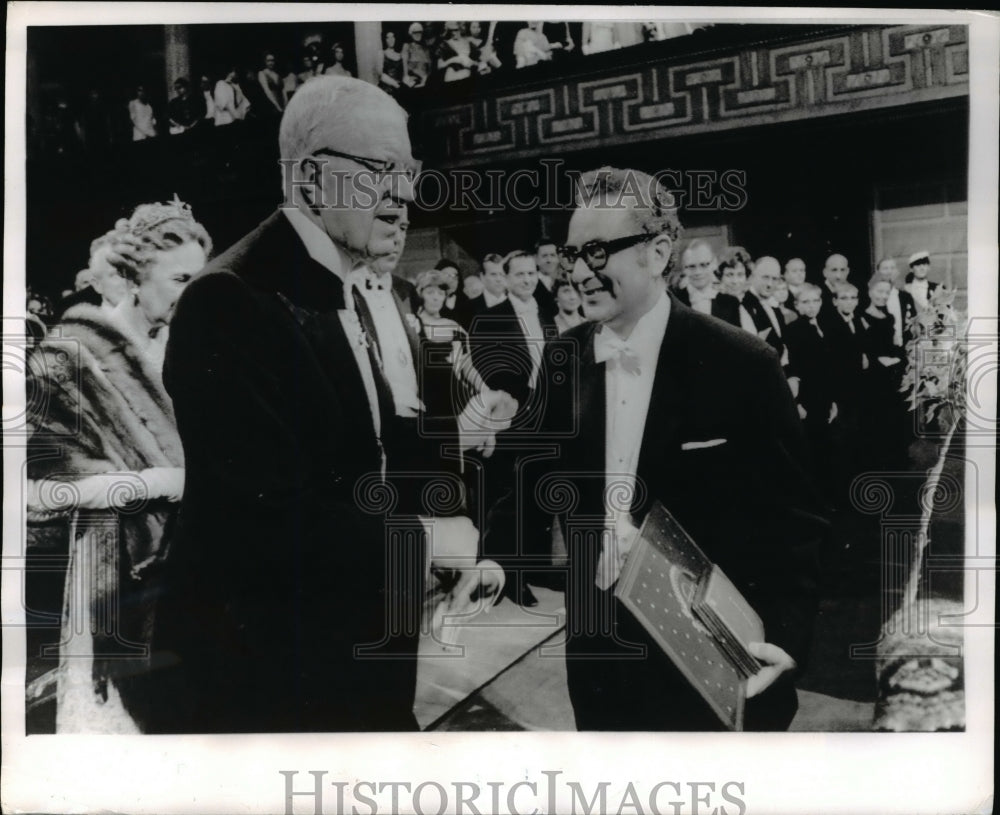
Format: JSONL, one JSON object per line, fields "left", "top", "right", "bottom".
{"left": 818, "top": 253, "right": 850, "bottom": 323}
{"left": 873, "top": 257, "right": 917, "bottom": 347}
{"left": 782, "top": 257, "right": 807, "bottom": 310}
{"left": 675, "top": 239, "right": 742, "bottom": 327}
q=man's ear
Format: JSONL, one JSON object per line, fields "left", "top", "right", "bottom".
{"left": 649, "top": 234, "right": 673, "bottom": 277}
{"left": 298, "top": 157, "right": 321, "bottom": 208}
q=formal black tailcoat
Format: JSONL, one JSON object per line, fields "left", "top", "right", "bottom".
{"left": 147, "top": 211, "right": 425, "bottom": 733}
{"left": 486, "top": 294, "right": 824, "bottom": 731}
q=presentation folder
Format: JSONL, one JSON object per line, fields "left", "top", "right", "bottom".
{"left": 614, "top": 501, "right": 764, "bottom": 730}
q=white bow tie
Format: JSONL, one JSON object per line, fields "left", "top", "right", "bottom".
{"left": 594, "top": 328, "right": 641, "bottom": 375}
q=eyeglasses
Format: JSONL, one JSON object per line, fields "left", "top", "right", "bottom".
{"left": 558, "top": 233, "right": 655, "bottom": 272}
{"left": 313, "top": 148, "right": 422, "bottom": 183}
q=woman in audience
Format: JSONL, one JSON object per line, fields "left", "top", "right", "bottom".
{"left": 378, "top": 30, "right": 404, "bottom": 95}
{"left": 437, "top": 21, "right": 477, "bottom": 82}
{"left": 26, "top": 199, "right": 211, "bottom": 733}
{"left": 416, "top": 270, "right": 483, "bottom": 416}
{"left": 324, "top": 42, "right": 353, "bottom": 78}
{"left": 553, "top": 278, "right": 584, "bottom": 333}
{"left": 861, "top": 276, "right": 907, "bottom": 469}
{"left": 718, "top": 246, "right": 753, "bottom": 299}
{"left": 402, "top": 23, "right": 432, "bottom": 87}
{"left": 468, "top": 21, "right": 502, "bottom": 75}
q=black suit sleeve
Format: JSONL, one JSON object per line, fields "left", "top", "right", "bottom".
{"left": 742, "top": 347, "right": 823, "bottom": 670}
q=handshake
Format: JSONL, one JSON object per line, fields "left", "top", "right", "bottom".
{"left": 456, "top": 386, "right": 519, "bottom": 458}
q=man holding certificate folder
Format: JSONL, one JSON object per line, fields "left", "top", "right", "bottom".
{"left": 485, "top": 167, "right": 825, "bottom": 731}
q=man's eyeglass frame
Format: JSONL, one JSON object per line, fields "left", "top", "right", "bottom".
{"left": 558, "top": 233, "right": 656, "bottom": 272}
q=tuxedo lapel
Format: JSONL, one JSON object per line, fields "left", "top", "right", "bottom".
{"left": 633, "top": 297, "right": 686, "bottom": 520}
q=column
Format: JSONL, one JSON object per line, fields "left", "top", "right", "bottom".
{"left": 163, "top": 25, "right": 192, "bottom": 95}
{"left": 354, "top": 22, "right": 383, "bottom": 86}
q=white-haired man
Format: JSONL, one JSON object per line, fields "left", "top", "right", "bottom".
{"left": 486, "top": 167, "right": 823, "bottom": 731}
{"left": 150, "top": 77, "right": 508, "bottom": 733}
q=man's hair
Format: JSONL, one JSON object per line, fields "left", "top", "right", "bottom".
{"left": 574, "top": 167, "right": 682, "bottom": 243}
{"left": 794, "top": 283, "right": 823, "bottom": 302}
{"left": 503, "top": 250, "right": 535, "bottom": 274}
{"left": 876, "top": 257, "right": 896, "bottom": 271}
{"left": 824, "top": 253, "right": 848, "bottom": 269}
{"left": 834, "top": 282, "right": 858, "bottom": 296}
{"left": 481, "top": 252, "right": 503, "bottom": 267}
{"left": 682, "top": 238, "right": 715, "bottom": 259}
{"left": 784, "top": 257, "right": 805, "bottom": 272}
{"left": 718, "top": 246, "right": 753, "bottom": 274}
{"left": 105, "top": 199, "right": 212, "bottom": 285}
{"left": 534, "top": 238, "right": 557, "bottom": 254}
{"left": 174, "top": 77, "right": 190, "bottom": 89}
{"left": 279, "top": 76, "right": 404, "bottom": 163}
{"left": 434, "top": 258, "right": 459, "bottom": 272}
{"left": 753, "top": 256, "right": 781, "bottom": 277}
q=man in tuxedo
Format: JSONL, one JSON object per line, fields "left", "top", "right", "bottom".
{"left": 874, "top": 257, "right": 918, "bottom": 346}
{"left": 147, "top": 76, "right": 503, "bottom": 733}
{"left": 818, "top": 253, "right": 850, "bottom": 322}
{"left": 822, "top": 282, "right": 869, "bottom": 502}
{"left": 471, "top": 251, "right": 558, "bottom": 411}
{"left": 456, "top": 252, "right": 507, "bottom": 328}
{"left": 742, "top": 255, "right": 788, "bottom": 367}
{"left": 535, "top": 239, "right": 560, "bottom": 291}
{"left": 675, "top": 239, "right": 742, "bottom": 327}
{"left": 471, "top": 250, "right": 559, "bottom": 607}
{"left": 360, "top": 217, "right": 466, "bottom": 515}
{"left": 486, "top": 167, "right": 822, "bottom": 731}
{"left": 785, "top": 284, "right": 838, "bottom": 493}
{"left": 904, "top": 250, "right": 939, "bottom": 312}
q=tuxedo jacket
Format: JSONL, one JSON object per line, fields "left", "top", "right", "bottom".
{"left": 391, "top": 274, "right": 422, "bottom": 317}
{"left": 148, "top": 211, "right": 426, "bottom": 733}
{"left": 785, "top": 317, "right": 836, "bottom": 417}
{"left": 486, "top": 294, "right": 824, "bottom": 730}
{"left": 742, "top": 290, "right": 786, "bottom": 358}
{"left": 820, "top": 310, "right": 869, "bottom": 409}
{"left": 675, "top": 287, "right": 742, "bottom": 327}
{"left": 469, "top": 296, "right": 558, "bottom": 411}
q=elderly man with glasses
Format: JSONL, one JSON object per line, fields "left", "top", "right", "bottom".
{"left": 146, "top": 77, "right": 511, "bottom": 733}
{"left": 486, "top": 166, "right": 824, "bottom": 731}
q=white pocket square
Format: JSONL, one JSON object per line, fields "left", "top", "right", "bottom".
{"left": 680, "top": 438, "right": 727, "bottom": 450}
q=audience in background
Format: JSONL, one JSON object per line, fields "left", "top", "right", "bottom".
{"left": 258, "top": 53, "right": 285, "bottom": 113}
{"left": 128, "top": 85, "right": 157, "bottom": 141}
{"left": 379, "top": 29, "right": 405, "bottom": 95}
{"left": 168, "top": 78, "right": 205, "bottom": 134}
{"left": 324, "top": 42, "right": 353, "bottom": 78}
{"left": 402, "top": 24, "right": 432, "bottom": 87}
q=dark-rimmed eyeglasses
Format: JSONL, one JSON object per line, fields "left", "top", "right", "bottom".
{"left": 313, "top": 149, "right": 421, "bottom": 182}
{"left": 558, "top": 233, "right": 655, "bottom": 272}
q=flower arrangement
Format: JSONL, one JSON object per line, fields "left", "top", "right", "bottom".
{"left": 899, "top": 285, "right": 967, "bottom": 436}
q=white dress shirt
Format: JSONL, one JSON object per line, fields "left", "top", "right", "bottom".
{"left": 594, "top": 291, "right": 671, "bottom": 589}
{"left": 906, "top": 279, "right": 931, "bottom": 311}
{"left": 509, "top": 294, "right": 545, "bottom": 390}
{"left": 886, "top": 288, "right": 904, "bottom": 346}
{"left": 360, "top": 271, "right": 422, "bottom": 417}
{"left": 282, "top": 207, "right": 383, "bottom": 456}
{"left": 687, "top": 284, "right": 716, "bottom": 315}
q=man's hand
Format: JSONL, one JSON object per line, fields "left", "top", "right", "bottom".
{"left": 421, "top": 515, "right": 479, "bottom": 571}
{"left": 457, "top": 387, "right": 518, "bottom": 457}
{"left": 745, "top": 642, "right": 796, "bottom": 698}
{"left": 828, "top": 402, "right": 839, "bottom": 424}
{"left": 430, "top": 559, "right": 506, "bottom": 643}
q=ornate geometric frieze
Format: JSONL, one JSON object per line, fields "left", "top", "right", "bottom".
{"left": 418, "top": 24, "right": 968, "bottom": 167}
